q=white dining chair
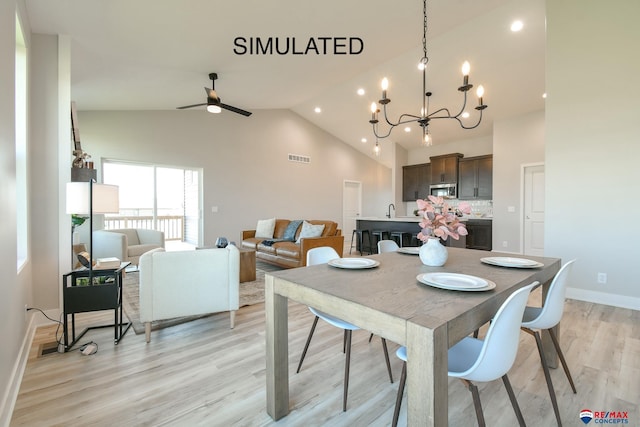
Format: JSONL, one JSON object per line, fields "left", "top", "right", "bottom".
{"left": 377, "top": 239, "right": 400, "bottom": 253}
{"left": 521, "top": 259, "right": 577, "bottom": 426}
{"left": 392, "top": 282, "right": 537, "bottom": 427}
{"left": 297, "top": 246, "right": 394, "bottom": 412}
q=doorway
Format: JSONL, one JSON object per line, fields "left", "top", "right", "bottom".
{"left": 522, "top": 163, "right": 545, "bottom": 256}
{"left": 343, "top": 180, "right": 362, "bottom": 250}
{"left": 102, "top": 160, "right": 202, "bottom": 249}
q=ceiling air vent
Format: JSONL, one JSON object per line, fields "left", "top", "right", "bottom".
{"left": 288, "top": 153, "right": 310, "bottom": 164}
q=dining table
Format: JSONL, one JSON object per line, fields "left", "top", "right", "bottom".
{"left": 265, "top": 247, "right": 561, "bottom": 426}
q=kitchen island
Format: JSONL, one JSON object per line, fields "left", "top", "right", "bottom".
{"left": 355, "top": 216, "right": 467, "bottom": 251}
{"left": 356, "top": 216, "right": 493, "bottom": 252}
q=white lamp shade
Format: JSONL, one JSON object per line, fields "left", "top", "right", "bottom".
{"left": 66, "top": 182, "right": 120, "bottom": 214}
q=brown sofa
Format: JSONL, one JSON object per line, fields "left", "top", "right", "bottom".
{"left": 241, "top": 219, "right": 343, "bottom": 268}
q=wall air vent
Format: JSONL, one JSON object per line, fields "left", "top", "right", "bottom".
{"left": 288, "top": 153, "right": 310, "bottom": 164}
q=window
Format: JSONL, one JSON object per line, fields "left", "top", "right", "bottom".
{"left": 102, "top": 161, "right": 202, "bottom": 249}
{"left": 16, "top": 13, "right": 28, "bottom": 270}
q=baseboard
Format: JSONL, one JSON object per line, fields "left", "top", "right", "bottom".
{"left": 0, "top": 308, "right": 61, "bottom": 427}
{"left": 0, "top": 315, "right": 37, "bottom": 427}
{"left": 567, "top": 287, "right": 640, "bottom": 311}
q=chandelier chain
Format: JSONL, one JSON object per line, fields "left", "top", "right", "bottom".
{"left": 422, "top": 0, "right": 428, "bottom": 61}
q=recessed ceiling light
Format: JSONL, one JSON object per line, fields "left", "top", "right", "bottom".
{"left": 542, "top": 93, "right": 547, "bottom": 99}
{"left": 511, "top": 20, "right": 523, "bottom": 32}
{"left": 461, "top": 112, "right": 470, "bottom": 119}
{"left": 357, "top": 88, "right": 365, "bottom": 96}
{"left": 314, "top": 107, "right": 322, "bottom": 113}
{"left": 404, "top": 127, "right": 411, "bottom": 132}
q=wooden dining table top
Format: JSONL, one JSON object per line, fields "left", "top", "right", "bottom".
{"left": 267, "top": 247, "right": 560, "bottom": 347}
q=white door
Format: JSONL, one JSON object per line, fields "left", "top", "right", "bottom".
{"left": 523, "top": 164, "right": 545, "bottom": 256}
{"left": 343, "top": 181, "right": 362, "bottom": 238}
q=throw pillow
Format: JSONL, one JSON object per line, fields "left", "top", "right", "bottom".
{"left": 255, "top": 218, "right": 276, "bottom": 239}
{"left": 283, "top": 220, "right": 303, "bottom": 241}
{"left": 296, "top": 221, "right": 325, "bottom": 244}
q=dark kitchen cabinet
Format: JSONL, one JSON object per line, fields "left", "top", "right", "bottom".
{"left": 430, "top": 153, "right": 462, "bottom": 184}
{"left": 465, "top": 220, "right": 492, "bottom": 251}
{"left": 458, "top": 155, "right": 493, "bottom": 200}
{"left": 402, "top": 163, "right": 431, "bottom": 201}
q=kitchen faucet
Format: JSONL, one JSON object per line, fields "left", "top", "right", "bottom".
{"left": 387, "top": 203, "right": 395, "bottom": 218}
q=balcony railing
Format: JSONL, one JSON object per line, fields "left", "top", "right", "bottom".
{"left": 104, "top": 215, "right": 184, "bottom": 241}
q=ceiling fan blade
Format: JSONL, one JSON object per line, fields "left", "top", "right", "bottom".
{"left": 204, "top": 87, "right": 219, "bottom": 102}
{"left": 220, "top": 103, "right": 252, "bottom": 117}
{"left": 176, "top": 102, "right": 207, "bottom": 110}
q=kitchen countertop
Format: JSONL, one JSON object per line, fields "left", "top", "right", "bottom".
{"left": 357, "top": 216, "right": 421, "bottom": 222}
{"left": 357, "top": 216, "right": 493, "bottom": 222}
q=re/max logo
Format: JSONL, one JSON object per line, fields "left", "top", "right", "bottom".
{"left": 594, "top": 412, "right": 628, "bottom": 419}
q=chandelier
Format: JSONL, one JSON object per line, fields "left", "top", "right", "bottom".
{"left": 369, "top": 0, "right": 487, "bottom": 147}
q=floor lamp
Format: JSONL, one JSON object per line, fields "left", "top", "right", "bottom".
{"left": 66, "top": 181, "right": 119, "bottom": 278}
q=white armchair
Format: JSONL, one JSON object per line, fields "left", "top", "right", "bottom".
{"left": 93, "top": 228, "right": 165, "bottom": 265}
{"left": 138, "top": 245, "right": 240, "bottom": 342}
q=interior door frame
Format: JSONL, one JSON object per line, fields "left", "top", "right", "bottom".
{"left": 520, "top": 162, "right": 545, "bottom": 255}
{"left": 342, "top": 180, "right": 362, "bottom": 238}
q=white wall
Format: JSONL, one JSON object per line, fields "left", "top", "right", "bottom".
{"left": 406, "top": 135, "right": 493, "bottom": 165}
{"left": 493, "top": 110, "right": 545, "bottom": 252}
{"left": 1, "top": 0, "right": 36, "bottom": 424}
{"left": 545, "top": 0, "right": 640, "bottom": 308}
{"left": 78, "top": 109, "right": 391, "bottom": 249}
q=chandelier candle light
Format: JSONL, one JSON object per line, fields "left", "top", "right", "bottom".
{"left": 369, "top": 0, "right": 487, "bottom": 147}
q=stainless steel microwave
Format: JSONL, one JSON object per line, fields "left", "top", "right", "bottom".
{"left": 429, "top": 183, "right": 457, "bottom": 199}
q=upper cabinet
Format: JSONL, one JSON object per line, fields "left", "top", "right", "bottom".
{"left": 458, "top": 155, "right": 493, "bottom": 200}
{"left": 402, "top": 163, "right": 431, "bottom": 201}
{"left": 430, "top": 153, "right": 463, "bottom": 184}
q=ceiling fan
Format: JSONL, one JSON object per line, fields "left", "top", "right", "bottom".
{"left": 176, "top": 72, "right": 252, "bottom": 117}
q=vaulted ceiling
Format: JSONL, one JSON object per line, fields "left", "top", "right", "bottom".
{"left": 25, "top": 0, "right": 546, "bottom": 167}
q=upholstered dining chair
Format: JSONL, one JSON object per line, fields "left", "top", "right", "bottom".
{"left": 377, "top": 239, "right": 400, "bottom": 253}
{"left": 521, "top": 259, "right": 577, "bottom": 426}
{"left": 297, "top": 246, "right": 394, "bottom": 412}
{"left": 392, "top": 282, "right": 537, "bottom": 427}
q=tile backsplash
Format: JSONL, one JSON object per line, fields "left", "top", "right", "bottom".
{"left": 404, "top": 199, "right": 493, "bottom": 217}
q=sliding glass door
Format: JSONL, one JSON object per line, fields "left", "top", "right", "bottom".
{"left": 103, "top": 161, "right": 202, "bottom": 248}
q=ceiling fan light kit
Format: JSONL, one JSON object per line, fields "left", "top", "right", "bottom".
{"left": 369, "top": 0, "right": 487, "bottom": 149}
{"left": 177, "top": 72, "right": 252, "bottom": 117}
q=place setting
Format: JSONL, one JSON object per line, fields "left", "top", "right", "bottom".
{"left": 416, "top": 272, "right": 496, "bottom": 292}
{"left": 480, "top": 256, "right": 543, "bottom": 268}
{"left": 328, "top": 257, "right": 380, "bottom": 269}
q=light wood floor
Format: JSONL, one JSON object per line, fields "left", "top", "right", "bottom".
{"left": 11, "top": 290, "right": 640, "bottom": 427}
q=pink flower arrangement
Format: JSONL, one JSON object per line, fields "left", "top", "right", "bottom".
{"left": 416, "top": 196, "right": 472, "bottom": 242}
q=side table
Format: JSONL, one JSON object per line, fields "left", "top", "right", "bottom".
{"left": 62, "top": 262, "right": 132, "bottom": 351}
{"left": 239, "top": 248, "right": 256, "bottom": 283}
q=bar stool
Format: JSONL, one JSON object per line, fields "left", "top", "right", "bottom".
{"left": 371, "top": 230, "right": 390, "bottom": 253}
{"left": 349, "top": 229, "right": 372, "bottom": 255}
{"left": 410, "top": 233, "right": 423, "bottom": 247}
{"left": 390, "top": 231, "right": 411, "bottom": 247}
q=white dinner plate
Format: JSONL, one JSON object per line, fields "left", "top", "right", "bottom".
{"left": 328, "top": 258, "right": 380, "bottom": 269}
{"left": 417, "top": 273, "right": 496, "bottom": 292}
{"left": 397, "top": 247, "right": 420, "bottom": 255}
{"left": 481, "top": 257, "right": 544, "bottom": 268}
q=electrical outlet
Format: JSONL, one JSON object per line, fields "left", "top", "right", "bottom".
{"left": 502, "top": 241, "right": 508, "bottom": 247}
{"left": 597, "top": 273, "right": 607, "bottom": 284}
